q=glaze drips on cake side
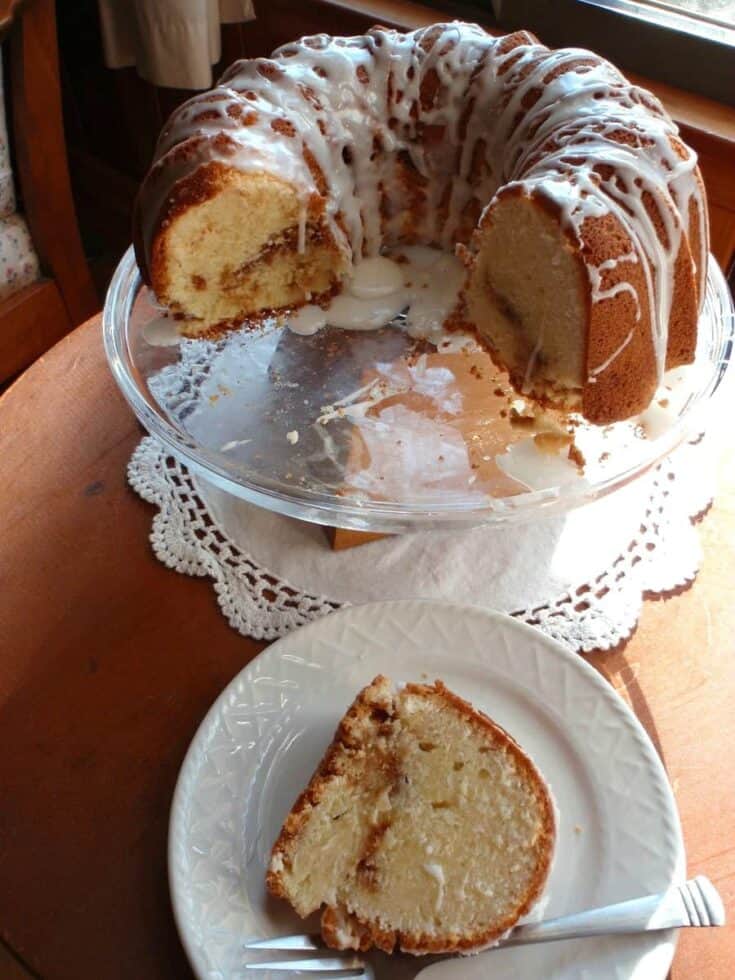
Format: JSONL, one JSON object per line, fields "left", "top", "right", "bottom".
{"left": 133, "top": 22, "right": 707, "bottom": 424}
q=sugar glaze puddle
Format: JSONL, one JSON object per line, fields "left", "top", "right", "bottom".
{"left": 288, "top": 246, "right": 471, "bottom": 349}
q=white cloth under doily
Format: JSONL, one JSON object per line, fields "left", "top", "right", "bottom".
{"left": 128, "top": 432, "right": 715, "bottom": 652}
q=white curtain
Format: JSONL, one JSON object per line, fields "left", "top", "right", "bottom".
{"left": 97, "top": 0, "right": 256, "bottom": 90}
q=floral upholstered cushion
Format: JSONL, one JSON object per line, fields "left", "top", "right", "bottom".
{"left": 0, "top": 51, "right": 40, "bottom": 300}
{"left": 0, "top": 213, "right": 39, "bottom": 299}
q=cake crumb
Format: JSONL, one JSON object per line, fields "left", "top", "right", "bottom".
{"left": 567, "top": 442, "right": 586, "bottom": 469}
{"left": 574, "top": 824, "right": 583, "bottom": 834}
{"left": 286, "top": 430, "right": 299, "bottom": 445}
{"left": 509, "top": 400, "right": 536, "bottom": 427}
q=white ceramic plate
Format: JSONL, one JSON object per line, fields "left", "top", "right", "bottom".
{"left": 169, "top": 600, "right": 684, "bottom": 980}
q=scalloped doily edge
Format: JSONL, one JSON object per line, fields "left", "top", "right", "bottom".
{"left": 128, "top": 435, "right": 711, "bottom": 652}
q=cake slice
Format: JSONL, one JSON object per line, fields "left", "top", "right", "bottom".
{"left": 266, "top": 675, "right": 555, "bottom": 954}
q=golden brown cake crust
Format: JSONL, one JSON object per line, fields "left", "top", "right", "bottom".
{"left": 266, "top": 676, "right": 556, "bottom": 956}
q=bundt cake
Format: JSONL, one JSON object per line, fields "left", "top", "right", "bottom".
{"left": 133, "top": 22, "right": 708, "bottom": 424}
{"left": 266, "top": 675, "right": 556, "bottom": 954}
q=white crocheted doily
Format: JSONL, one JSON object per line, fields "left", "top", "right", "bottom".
{"left": 128, "top": 432, "right": 714, "bottom": 653}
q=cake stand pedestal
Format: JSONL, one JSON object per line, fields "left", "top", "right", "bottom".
{"left": 325, "top": 526, "right": 387, "bottom": 549}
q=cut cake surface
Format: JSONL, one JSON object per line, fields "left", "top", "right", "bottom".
{"left": 266, "top": 675, "right": 555, "bottom": 955}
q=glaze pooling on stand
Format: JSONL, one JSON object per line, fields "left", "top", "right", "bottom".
{"left": 289, "top": 248, "right": 469, "bottom": 342}
{"left": 349, "top": 256, "right": 405, "bottom": 299}
{"left": 142, "top": 316, "right": 186, "bottom": 348}
{"left": 135, "top": 22, "right": 706, "bottom": 419}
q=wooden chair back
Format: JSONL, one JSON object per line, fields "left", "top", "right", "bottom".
{"left": 0, "top": 0, "right": 97, "bottom": 383}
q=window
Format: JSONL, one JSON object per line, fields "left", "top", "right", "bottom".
{"left": 491, "top": 0, "right": 735, "bottom": 103}
{"left": 584, "top": 0, "right": 735, "bottom": 41}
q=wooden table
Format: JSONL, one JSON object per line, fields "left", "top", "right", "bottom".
{"left": 1, "top": 315, "right": 733, "bottom": 979}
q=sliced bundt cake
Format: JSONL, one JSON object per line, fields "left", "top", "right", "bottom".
{"left": 266, "top": 675, "right": 555, "bottom": 954}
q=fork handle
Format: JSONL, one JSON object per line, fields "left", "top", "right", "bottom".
{"left": 502, "top": 877, "right": 725, "bottom": 947}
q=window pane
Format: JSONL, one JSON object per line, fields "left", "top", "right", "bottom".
{"left": 495, "top": 0, "right": 735, "bottom": 102}
{"left": 633, "top": 0, "right": 735, "bottom": 27}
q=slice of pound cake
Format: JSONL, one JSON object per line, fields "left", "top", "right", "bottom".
{"left": 266, "top": 675, "right": 555, "bottom": 954}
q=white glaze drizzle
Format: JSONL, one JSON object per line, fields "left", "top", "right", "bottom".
{"left": 587, "top": 252, "right": 642, "bottom": 321}
{"left": 142, "top": 316, "right": 183, "bottom": 347}
{"left": 297, "top": 203, "right": 307, "bottom": 254}
{"left": 423, "top": 862, "right": 446, "bottom": 912}
{"left": 523, "top": 335, "right": 544, "bottom": 392}
{"left": 139, "top": 23, "right": 706, "bottom": 388}
{"left": 496, "top": 438, "right": 586, "bottom": 491}
{"left": 588, "top": 329, "right": 634, "bottom": 378}
{"left": 286, "top": 247, "right": 465, "bottom": 340}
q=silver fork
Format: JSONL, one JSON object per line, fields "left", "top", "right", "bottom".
{"left": 243, "top": 876, "right": 724, "bottom": 975}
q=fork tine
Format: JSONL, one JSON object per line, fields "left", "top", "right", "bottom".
{"left": 678, "top": 881, "right": 700, "bottom": 926}
{"left": 245, "top": 957, "right": 364, "bottom": 972}
{"left": 692, "top": 877, "right": 726, "bottom": 927}
{"left": 245, "top": 934, "right": 321, "bottom": 951}
{"left": 687, "top": 880, "right": 708, "bottom": 926}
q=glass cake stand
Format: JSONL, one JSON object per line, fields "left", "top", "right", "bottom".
{"left": 104, "top": 246, "right": 735, "bottom": 533}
